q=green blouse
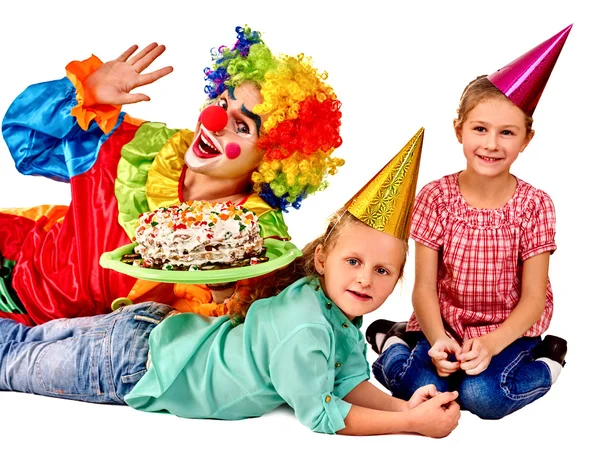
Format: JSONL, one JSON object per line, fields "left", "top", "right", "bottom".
{"left": 125, "top": 277, "right": 369, "bottom": 434}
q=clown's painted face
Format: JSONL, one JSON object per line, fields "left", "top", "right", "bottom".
{"left": 185, "top": 82, "right": 265, "bottom": 179}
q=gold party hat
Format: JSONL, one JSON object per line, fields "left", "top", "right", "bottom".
{"left": 346, "top": 128, "right": 424, "bottom": 240}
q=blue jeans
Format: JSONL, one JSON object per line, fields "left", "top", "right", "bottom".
{"left": 0, "top": 302, "right": 171, "bottom": 403}
{"left": 372, "top": 333, "right": 552, "bottom": 419}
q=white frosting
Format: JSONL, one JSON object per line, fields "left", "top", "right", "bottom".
{"left": 133, "top": 201, "right": 263, "bottom": 270}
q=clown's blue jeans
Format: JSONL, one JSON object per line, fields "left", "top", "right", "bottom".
{"left": 372, "top": 333, "right": 553, "bottom": 419}
{"left": 0, "top": 302, "right": 171, "bottom": 403}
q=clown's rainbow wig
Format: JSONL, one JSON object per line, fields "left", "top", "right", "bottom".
{"left": 204, "top": 26, "right": 344, "bottom": 211}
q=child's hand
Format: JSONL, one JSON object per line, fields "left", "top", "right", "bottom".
{"left": 408, "top": 391, "right": 460, "bottom": 438}
{"left": 82, "top": 43, "right": 173, "bottom": 107}
{"left": 207, "top": 282, "right": 237, "bottom": 304}
{"left": 428, "top": 337, "right": 462, "bottom": 377}
{"left": 406, "top": 384, "right": 439, "bottom": 410}
{"left": 459, "top": 336, "right": 495, "bottom": 375}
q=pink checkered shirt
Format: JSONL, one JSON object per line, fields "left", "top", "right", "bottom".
{"left": 407, "top": 173, "right": 556, "bottom": 342}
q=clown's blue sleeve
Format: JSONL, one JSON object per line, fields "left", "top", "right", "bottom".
{"left": 2, "top": 77, "right": 124, "bottom": 182}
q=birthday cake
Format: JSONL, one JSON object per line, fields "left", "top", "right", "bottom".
{"left": 122, "top": 201, "right": 266, "bottom": 270}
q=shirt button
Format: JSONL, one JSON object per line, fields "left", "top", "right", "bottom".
{"left": 325, "top": 395, "right": 331, "bottom": 403}
{"left": 111, "top": 297, "right": 133, "bottom": 311}
{"left": 326, "top": 303, "right": 332, "bottom": 309}
{"left": 342, "top": 322, "right": 349, "bottom": 328}
{"left": 335, "top": 362, "right": 341, "bottom": 368}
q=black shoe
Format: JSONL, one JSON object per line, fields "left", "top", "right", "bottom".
{"left": 533, "top": 335, "right": 567, "bottom": 367}
{"left": 366, "top": 319, "right": 408, "bottom": 354}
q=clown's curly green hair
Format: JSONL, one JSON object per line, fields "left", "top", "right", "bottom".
{"left": 204, "top": 26, "right": 344, "bottom": 211}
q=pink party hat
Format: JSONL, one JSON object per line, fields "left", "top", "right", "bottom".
{"left": 488, "top": 24, "right": 572, "bottom": 116}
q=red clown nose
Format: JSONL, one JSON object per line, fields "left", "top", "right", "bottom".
{"left": 200, "top": 105, "right": 228, "bottom": 132}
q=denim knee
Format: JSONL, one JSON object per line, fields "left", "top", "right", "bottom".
{"left": 459, "top": 374, "right": 512, "bottom": 419}
{"left": 372, "top": 343, "right": 412, "bottom": 393}
{"left": 459, "top": 338, "right": 552, "bottom": 419}
{"left": 461, "top": 373, "right": 551, "bottom": 419}
{"left": 373, "top": 338, "right": 450, "bottom": 400}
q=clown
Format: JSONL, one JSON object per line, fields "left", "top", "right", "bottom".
{"left": 0, "top": 26, "right": 344, "bottom": 325}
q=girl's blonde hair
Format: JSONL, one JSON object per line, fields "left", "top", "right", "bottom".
{"left": 227, "top": 208, "right": 408, "bottom": 323}
{"left": 455, "top": 75, "right": 534, "bottom": 137}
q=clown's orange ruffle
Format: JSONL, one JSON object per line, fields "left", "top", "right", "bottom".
{"left": 66, "top": 54, "right": 122, "bottom": 134}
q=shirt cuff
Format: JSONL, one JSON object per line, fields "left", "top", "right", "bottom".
{"left": 320, "top": 392, "right": 352, "bottom": 434}
{"left": 410, "top": 233, "right": 441, "bottom": 251}
{"left": 522, "top": 242, "right": 557, "bottom": 260}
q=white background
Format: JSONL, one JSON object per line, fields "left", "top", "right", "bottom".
{"left": 0, "top": 0, "right": 597, "bottom": 448}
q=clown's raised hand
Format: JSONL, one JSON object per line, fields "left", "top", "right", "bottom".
{"left": 82, "top": 43, "right": 173, "bottom": 107}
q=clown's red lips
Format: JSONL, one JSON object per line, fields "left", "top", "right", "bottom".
{"left": 193, "top": 131, "right": 222, "bottom": 158}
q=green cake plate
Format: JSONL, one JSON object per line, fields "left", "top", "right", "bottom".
{"left": 99, "top": 238, "right": 301, "bottom": 284}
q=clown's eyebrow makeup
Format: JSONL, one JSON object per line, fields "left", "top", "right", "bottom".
{"left": 228, "top": 86, "right": 236, "bottom": 100}
{"left": 241, "top": 105, "right": 261, "bottom": 137}
{"left": 218, "top": 86, "right": 261, "bottom": 137}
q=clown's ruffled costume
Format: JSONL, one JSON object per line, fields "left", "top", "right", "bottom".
{"left": 0, "top": 26, "right": 343, "bottom": 325}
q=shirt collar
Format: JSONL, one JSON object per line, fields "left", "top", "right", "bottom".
{"left": 308, "top": 277, "right": 364, "bottom": 333}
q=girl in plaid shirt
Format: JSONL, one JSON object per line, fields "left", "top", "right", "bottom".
{"left": 366, "top": 26, "right": 571, "bottom": 420}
